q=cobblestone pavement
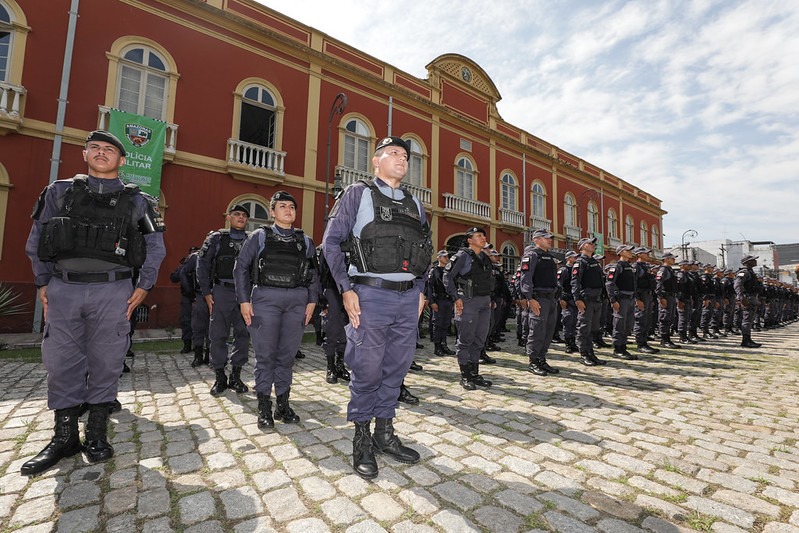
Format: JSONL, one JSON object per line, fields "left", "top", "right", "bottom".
{"left": 2, "top": 324, "right": 799, "bottom": 533}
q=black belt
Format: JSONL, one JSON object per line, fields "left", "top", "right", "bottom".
{"left": 216, "top": 281, "right": 236, "bottom": 288}
{"left": 351, "top": 276, "right": 416, "bottom": 293}
{"left": 55, "top": 270, "right": 132, "bottom": 283}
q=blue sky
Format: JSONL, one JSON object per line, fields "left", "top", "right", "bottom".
{"left": 261, "top": 0, "right": 799, "bottom": 247}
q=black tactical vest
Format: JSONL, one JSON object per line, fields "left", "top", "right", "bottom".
{"left": 658, "top": 266, "right": 677, "bottom": 294}
{"left": 531, "top": 249, "right": 558, "bottom": 288}
{"left": 578, "top": 256, "right": 604, "bottom": 288}
{"left": 348, "top": 180, "right": 432, "bottom": 277}
{"left": 635, "top": 262, "right": 653, "bottom": 290}
{"left": 214, "top": 230, "right": 245, "bottom": 281}
{"left": 462, "top": 249, "right": 494, "bottom": 296}
{"left": 255, "top": 226, "right": 312, "bottom": 288}
{"left": 37, "top": 176, "right": 146, "bottom": 267}
{"left": 613, "top": 261, "right": 635, "bottom": 291}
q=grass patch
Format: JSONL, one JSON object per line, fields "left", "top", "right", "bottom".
{"left": 685, "top": 510, "right": 715, "bottom": 531}
{"left": 0, "top": 338, "right": 185, "bottom": 362}
{"left": 662, "top": 492, "right": 688, "bottom": 503}
{"left": 525, "top": 511, "right": 549, "bottom": 530}
{"left": 0, "top": 346, "right": 41, "bottom": 362}
{"left": 661, "top": 461, "right": 682, "bottom": 473}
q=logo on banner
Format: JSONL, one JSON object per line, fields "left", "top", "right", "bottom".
{"left": 125, "top": 124, "right": 152, "bottom": 147}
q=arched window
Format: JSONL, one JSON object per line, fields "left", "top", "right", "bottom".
{"left": 625, "top": 215, "right": 635, "bottom": 243}
{"left": 651, "top": 225, "right": 660, "bottom": 249}
{"left": 640, "top": 221, "right": 648, "bottom": 247}
{"left": 404, "top": 138, "right": 424, "bottom": 187}
{"left": 0, "top": 2, "right": 13, "bottom": 82}
{"left": 240, "top": 85, "right": 277, "bottom": 149}
{"left": 564, "top": 193, "right": 577, "bottom": 227}
{"left": 500, "top": 172, "right": 517, "bottom": 210}
{"left": 587, "top": 201, "right": 599, "bottom": 235}
{"left": 607, "top": 209, "right": 618, "bottom": 238}
{"left": 532, "top": 182, "right": 546, "bottom": 217}
{"left": 456, "top": 156, "right": 474, "bottom": 198}
{"left": 117, "top": 45, "right": 169, "bottom": 120}
{"left": 230, "top": 198, "right": 270, "bottom": 232}
{"left": 343, "top": 118, "right": 370, "bottom": 172}
{"left": 501, "top": 243, "right": 518, "bottom": 273}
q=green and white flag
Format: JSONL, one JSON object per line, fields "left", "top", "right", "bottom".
{"left": 107, "top": 109, "right": 166, "bottom": 199}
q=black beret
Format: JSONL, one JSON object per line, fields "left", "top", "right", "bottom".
{"left": 85, "top": 130, "right": 126, "bottom": 156}
{"left": 229, "top": 204, "right": 250, "bottom": 217}
{"left": 270, "top": 190, "right": 297, "bottom": 209}
{"left": 374, "top": 136, "right": 410, "bottom": 157}
{"left": 465, "top": 226, "right": 486, "bottom": 238}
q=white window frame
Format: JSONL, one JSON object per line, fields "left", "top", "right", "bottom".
{"left": 607, "top": 209, "right": 618, "bottom": 239}
{"left": 343, "top": 118, "right": 370, "bottom": 172}
{"left": 404, "top": 138, "right": 424, "bottom": 187}
{"left": 564, "top": 193, "right": 577, "bottom": 227}
{"left": 587, "top": 201, "right": 598, "bottom": 235}
{"left": 500, "top": 172, "right": 517, "bottom": 211}
{"left": 116, "top": 45, "right": 169, "bottom": 120}
{"left": 640, "top": 221, "right": 648, "bottom": 247}
{"left": 456, "top": 156, "right": 475, "bottom": 199}
{"left": 532, "top": 182, "right": 546, "bottom": 217}
{"left": 625, "top": 215, "right": 635, "bottom": 243}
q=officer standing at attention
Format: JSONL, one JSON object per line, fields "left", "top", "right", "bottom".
{"left": 184, "top": 244, "right": 210, "bottom": 367}
{"left": 734, "top": 255, "right": 763, "bottom": 348}
{"left": 169, "top": 247, "right": 199, "bottom": 354}
{"left": 443, "top": 227, "right": 495, "bottom": 390}
{"left": 22, "top": 130, "right": 166, "bottom": 476}
{"left": 605, "top": 245, "right": 639, "bottom": 360}
{"left": 655, "top": 252, "right": 680, "bottom": 348}
{"left": 632, "top": 247, "right": 660, "bottom": 354}
{"left": 519, "top": 229, "right": 561, "bottom": 376}
{"left": 198, "top": 205, "right": 251, "bottom": 396}
{"left": 557, "top": 251, "right": 579, "bottom": 354}
{"left": 428, "top": 250, "right": 456, "bottom": 356}
{"left": 323, "top": 136, "right": 432, "bottom": 480}
{"left": 234, "top": 191, "right": 319, "bottom": 429}
{"left": 675, "top": 260, "right": 697, "bottom": 344}
{"left": 571, "top": 237, "right": 607, "bottom": 367}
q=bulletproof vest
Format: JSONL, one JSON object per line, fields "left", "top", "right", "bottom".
{"left": 635, "top": 262, "right": 653, "bottom": 289}
{"left": 37, "top": 176, "right": 146, "bottom": 267}
{"left": 255, "top": 226, "right": 312, "bottom": 288}
{"left": 348, "top": 180, "right": 432, "bottom": 277}
{"left": 557, "top": 265, "right": 572, "bottom": 290}
{"left": 462, "top": 249, "right": 494, "bottom": 296}
{"left": 737, "top": 267, "right": 758, "bottom": 293}
{"left": 700, "top": 273, "right": 715, "bottom": 295}
{"left": 214, "top": 230, "right": 245, "bottom": 281}
{"left": 577, "top": 256, "right": 604, "bottom": 288}
{"left": 612, "top": 261, "right": 635, "bottom": 291}
{"left": 658, "top": 266, "right": 677, "bottom": 293}
{"left": 531, "top": 249, "right": 558, "bottom": 288}
{"left": 430, "top": 265, "right": 447, "bottom": 297}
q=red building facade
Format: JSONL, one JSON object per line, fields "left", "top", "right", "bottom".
{"left": 0, "top": 0, "right": 665, "bottom": 332}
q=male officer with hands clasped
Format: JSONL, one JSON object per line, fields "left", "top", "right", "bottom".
{"left": 571, "top": 237, "right": 607, "bottom": 367}
{"left": 23, "top": 130, "right": 166, "bottom": 476}
{"left": 605, "top": 244, "right": 639, "bottom": 360}
{"left": 323, "top": 136, "right": 432, "bottom": 480}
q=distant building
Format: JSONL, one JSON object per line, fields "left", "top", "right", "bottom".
{"left": 669, "top": 239, "right": 785, "bottom": 278}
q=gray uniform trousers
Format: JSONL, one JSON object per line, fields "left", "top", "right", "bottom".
{"left": 208, "top": 283, "right": 250, "bottom": 369}
{"left": 191, "top": 292, "right": 210, "bottom": 349}
{"left": 525, "top": 295, "right": 558, "bottom": 361}
{"left": 634, "top": 292, "right": 653, "bottom": 345}
{"left": 42, "top": 277, "right": 132, "bottom": 409}
{"left": 249, "top": 286, "right": 307, "bottom": 397}
{"left": 740, "top": 298, "right": 757, "bottom": 335}
{"left": 575, "top": 297, "right": 602, "bottom": 353}
{"left": 455, "top": 294, "right": 492, "bottom": 365}
{"left": 561, "top": 300, "right": 577, "bottom": 339}
{"left": 658, "top": 295, "right": 677, "bottom": 334}
{"left": 611, "top": 296, "right": 635, "bottom": 346}
{"left": 677, "top": 298, "right": 693, "bottom": 335}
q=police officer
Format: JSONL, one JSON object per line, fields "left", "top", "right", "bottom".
{"left": 23, "top": 130, "right": 166, "bottom": 476}
{"left": 675, "top": 260, "right": 697, "bottom": 344}
{"left": 318, "top": 245, "right": 351, "bottom": 384}
{"left": 323, "top": 136, "right": 432, "bottom": 479}
{"left": 234, "top": 191, "right": 319, "bottom": 429}
{"left": 734, "top": 255, "right": 762, "bottom": 348}
{"left": 184, "top": 244, "right": 210, "bottom": 367}
{"left": 699, "top": 264, "right": 719, "bottom": 339}
{"left": 632, "top": 247, "right": 659, "bottom": 354}
{"left": 519, "top": 229, "right": 561, "bottom": 375}
{"left": 571, "top": 237, "right": 606, "bottom": 366}
{"left": 427, "top": 250, "right": 455, "bottom": 356}
{"left": 606, "top": 245, "right": 638, "bottom": 360}
{"left": 557, "top": 251, "right": 579, "bottom": 354}
{"left": 198, "top": 205, "right": 251, "bottom": 396}
{"left": 170, "top": 246, "right": 198, "bottom": 354}
{"left": 443, "top": 227, "right": 495, "bottom": 389}
{"left": 655, "top": 252, "right": 680, "bottom": 348}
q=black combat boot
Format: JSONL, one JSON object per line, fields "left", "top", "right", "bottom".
{"left": 580, "top": 351, "right": 597, "bottom": 366}
{"left": 434, "top": 343, "right": 446, "bottom": 356}
{"left": 274, "top": 389, "right": 300, "bottom": 423}
{"left": 527, "top": 358, "right": 548, "bottom": 376}
{"left": 459, "top": 363, "right": 476, "bottom": 390}
{"left": 202, "top": 346, "right": 210, "bottom": 365}
{"left": 637, "top": 344, "right": 657, "bottom": 354}
{"left": 564, "top": 337, "right": 578, "bottom": 354}
{"left": 20, "top": 407, "right": 82, "bottom": 476}
{"left": 479, "top": 349, "right": 497, "bottom": 364}
{"left": 257, "top": 392, "right": 274, "bottom": 429}
{"left": 315, "top": 330, "right": 324, "bottom": 346}
{"left": 551, "top": 333, "right": 564, "bottom": 344}
{"left": 613, "top": 344, "right": 637, "bottom": 360}
{"left": 83, "top": 403, "right": 114, "bottom": 464}
{"left": 409, "top": 360, "right": 423, "bottom": 371}
{"left": 335, "top": 352, "right": 351, "bottom": 381}
{"left": 442, "top": 342, "right": 455, "bottom": 355}
{"left": 740, "top": 334, "right": 762, "bottom": 348}
{"left": 539, "top": 359, "right": 560, "bottom": 374}
{"left": 372, "top": 417, "right": 420, "bottom": 464}
{"left": 210, "top": 368, "right": 228, "bottom": 396}
{"left": 295, "top": 350, "right": 306, "bottom": 359}
{"left": 352, "top": 421, "right": 378, "bottom": 479}
{"left": 398, "top": 384, "right": 419, "bottom": 405}
{"left": 181, "top": 339, "right": 193, "bottom": 354}
{"left": 228, "top": 366, "right": 249, "bottom": 393}
{"left": 191, "top": 346, "right": 204, "bottom": 368}
{"left": 588, "top": 348, "right": 607, "bottom": 366}
{"left": 660, "top": 335, "right": 680, "bottom": 348}
{"left": 592, "top": 333, "right": 610, "bottom": 348}
{"left": 325, "top": 354, "right": 338, "bottom": 384}
{"left": 470, "top": 362, "right": 492, "bottom": 387}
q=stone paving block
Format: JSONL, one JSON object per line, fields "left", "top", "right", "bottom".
{"left": 138, "top": 488, "right": 171, "bottom": 518}
{"left": 575, "top": 459, "right": 626, "bottom": 479}
{"left": 56, "top": 505, "right": 99, "bottom": 533}
{"left": 106, "top": 512, "right": 136, "bottom": 533}
{"left": 184, "top": 520, "right": 225, "bottom": 533}
{"left": 627, "top": 476, "right": 682, "bottom": 498}
{"left": 284, "top": 517, "right": 330, "bottom": 532}
{"left": 586, "top": 477, "right": 636, "bottom": 499}
{"left": 761, "top": 525, "right": 799, "bottom": 533}
{"left": 179, "top": 491, "right": 217, "bottom": 525}
{"left": 430, "top": 480, "right": 481, "bottom": 511}
{"left": 58, "top": 481, "right": 101, "bottom": 508}
{"left": 532, "top": 442, "right": 576, "bottom": 462}
{"left": 493, "top": 488, "right": 544, "bottom": 515}
{"left": 534, "top": 469, "right": 582, "bottom": 494}
{"left": 10, "top": 496, "right": 56, "bottom": 527}
{"left": 252, "top": 469, "right": 291, "bottom": 491}
{"left": 763, "top": 485, "right": 799, "bottom": 507}
{"left": 361, "top": 492, "right": 405, "bottom": 522}
{"left": 142, "top": 516, "right": 175, "bottom": 533}
{"left": 583, "top": 491, "right": 643, "bottom": 521}
{"left": 168, "top": 452, "right": 203, "bottom": 474}
{"left": 684, "top": 496, "right": 754, "bottom": 530}
{"left": 430, "top": 509, "right": 480, "bottom": 532}
{"left": 653, "top": 469, "right": 708, "bottom": 494}
{"left": 539, "top": 491, "right": 600, "bottom": 521}
{"left": 320, "top": 496, "right": 367, "bottom": 525}
{"left": 263, "top": 486, "right": 308, "bottom": 522}
{"left": 299, "top": 476, "right": 337, "bottom": 501}
{"left": 543, "top": 510, "right": 595, "bottom": 533}
{"left": 711, "top": 488, "right": 781, "bottom": 518}
{"left": 596, "top": 517, "right": 645, "bottom": 533}
{"left": 603, "top": 452, "right": 656, "bottom": 475}
{"left": 473, "top": 505, "right": 523, "bottom": 532}
{"left": 390, "top": 519, "right": 438, "bottom": 533}
{"left": 220, "top": 485, "right": 262, "bottom": 519}
{"left": 105, "top": 486, "right": 138, "bottom": 514}
{"left": 696, "top": 468, "right": 758, "bottom": 493}
{"left": 397, "top": 486, "right": 439, "bottom": 515}
{"left": 24, "top": 477, "right": 63, "bottom": 500}
{"left": 403, "top": 464, "right": 441, "bottom": 486}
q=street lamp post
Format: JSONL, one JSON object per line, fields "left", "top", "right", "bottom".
{"left": 325, "top": 93, "right": 348, "bottom": 223}
{"left": 681, "top": 229, "right": 697, "bottom": 261}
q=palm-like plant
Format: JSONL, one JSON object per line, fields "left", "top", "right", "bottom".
{"left": 0, "top": 283, "right": 27, "bottom": 316}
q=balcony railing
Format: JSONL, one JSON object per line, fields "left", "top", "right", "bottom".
{"left": 0, "top": 81, "right": 25, "bottom": 133}
{"left": 98, "top": 106, "right": 179, "bottom": 155}
{"left": 529, "top": 214, "right": 552, "bottom": 232}
{"left": 335, "top": 165, "right": 432, "bottom": 205}
{"left": 442, "top": 193, "right": 491, "bottom": 219}
{"left": 564, "top": 224, "right": 582, "bottom": 241}
{"left": 227, "top": 139, "right": 285, "bottom": 175}
{"left": 499, "top": 208, "right": 525, "bottom": 228}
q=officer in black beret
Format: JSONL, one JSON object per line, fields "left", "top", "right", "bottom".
{"left": 734, "top": 255, "right": 762, "bottom": 348}
{"left": 570, "top": 237, "right": 606, "bottom": 366}
{"left": 427, "top": 250, "right": 456, "bottom": 356}
{"left": 557, "top": 250, "right": 580, "bottom": 354}
{"left": 655, "top": 252, "right": 680, "bottom": 348}
{"left": 632, "top": 247, "right": 659, "bottom": 354}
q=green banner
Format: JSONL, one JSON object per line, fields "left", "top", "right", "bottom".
{"left": 107, "top": 109, "right": 166, "bottom": 198}
{"left": 594, "top": 232, "right": 604, "bottom": 255}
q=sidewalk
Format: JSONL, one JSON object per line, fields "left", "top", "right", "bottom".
{"left": 1, "top": 325, "right": 798, "bottom": 532}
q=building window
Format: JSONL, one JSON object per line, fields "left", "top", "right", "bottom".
{"left": 117, "top": 46, "right": 169, "bottom": 120}
{"left": 531, "top": 182, "right": 546, "bottom": 217}
{"left": 625, "top": 215, "right": 635, "bottom": 243}
{"left": 239, "top": 85, "right": 277, "bottom": 149}
{"left": 404, "top": 138, "right": 424, "bottom": 187}
{"left": 500, "top": 172, "right": 517, "bottom": 210}
{"left": 587, "top": 201, "right": 599, "bottom": 235}
{"left": 651, "top": 225, "right": 660, "bottom": 249}
{"left": 501, "top": 243, "right": 518, "bottom": 273}
{"left": 0, "top": 3, "right": 12, "bottom": 82}
{"left": 607, "top": 209, "right": 618, "bottom": 239}
{"left": 343, "top": 118, "right": 371, "bottom": 172}
{"left": 456, "top": 156, "right": 474, "bottom": 199}
{"left": 640, "top": 221, "right": 648, "bottom": 247}
{"left": 230, "top": 198, "right": 270, "bottom": 232}
{"left": 564, "top": 193, "right": 577, "bottom": 227}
